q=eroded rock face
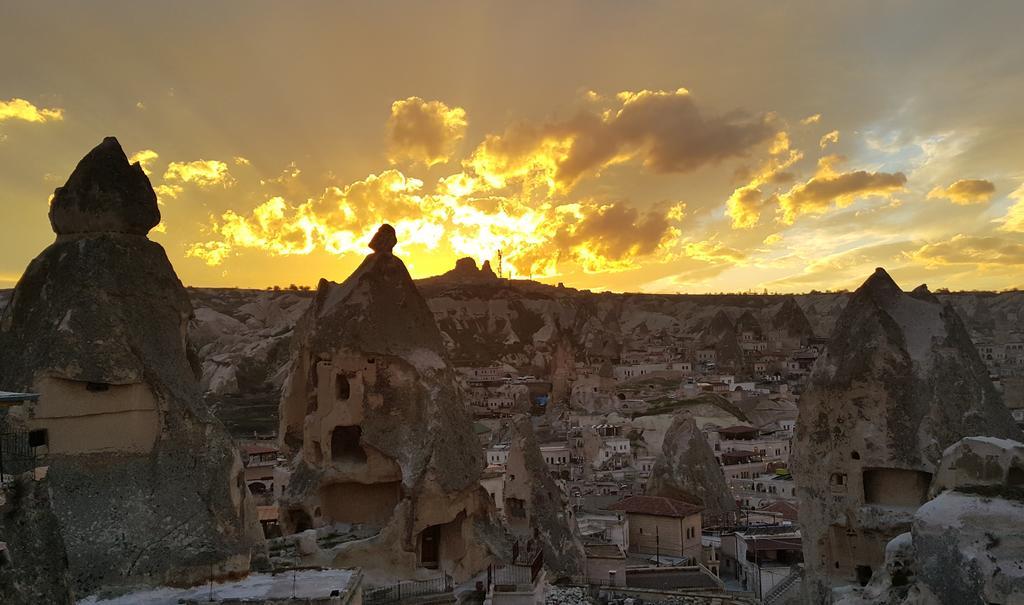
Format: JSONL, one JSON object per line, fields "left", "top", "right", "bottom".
{"left": 503, "top": 415, "right": 585, "bottom": 579}
{"left": 834, "top": 436, "right": 1024, "bottom": 605}
{"left": 276, "top": 227, "right": 501, "bottom": 582}
{"left": 792, "top": 268, "right": 1023, "bottom": 601}
{"left": 645, "top": 414, "right": 737, "bottom": 516}
{"left": 0, "top": 476, "right": 75, "bottom": 605}
{"left": 48, "top": 137, "right": 160, "bottom": 235}
{"left": 0, "top": 137, "right": 264, "bottom": 596}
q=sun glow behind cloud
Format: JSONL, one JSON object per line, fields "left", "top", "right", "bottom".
{"left": 166, "top": 84, "right": 1024, "bottom": 292}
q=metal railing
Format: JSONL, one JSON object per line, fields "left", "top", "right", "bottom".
{"left": 0, "top": 425, "right": 36, "bottom": 484}
{"left": 488, "top": 549, "right": 544, "bottom": 590}
{"left": 364, "top": 574, "right": 453, "bottom": 605}
{"left": 762, "top": 565, "right": 802, "bottom": 605}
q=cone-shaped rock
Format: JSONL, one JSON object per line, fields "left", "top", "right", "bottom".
{"left": 48, "top": 136, "right": 160, "bottom": 235}
{"left": 792, "top": 267, "right": 1022, "bottom": 601}
{"left": 646, "top": 414, "right": 737, "bottom": 516}
{"left": 277, "top": 226, "right": 501, "bottom": 582}
{"left": 772, "top": 296, "right": 814, "bottom": 341}
{"left": 0, "top": 137, "right": 264, "bottom": 596}
{"left": 503, "top": 415, "right": 585, "bottom": 579}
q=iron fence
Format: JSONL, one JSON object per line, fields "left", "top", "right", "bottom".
{"left": 364, "top": 574, "right": 453, "bottom": 605}
{"left": 0, "top": 423, "right": 37, "bottom": 483}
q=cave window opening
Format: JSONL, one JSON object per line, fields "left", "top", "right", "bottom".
{"left": 863, "top": 468, "right": 931, "bottom": 507}
{"left": 851, "top": 451, "right": 860, "bottom": 460}
{"left": 289, "top": 509, "right": 312, "bottom": 533}
{"left": 855, "top": 565, "right": 873, "bottom": 586}
{"left": 86, "top": 382, "right": 110, "bottom": 392}
{"left": 331, "top": 426, "right": 367, "bottom": 464}
{"left": 336, "top": 374, "right": 351, "bottom": 401}
{"left": 1008, "top": 465, "right": 1024, "bottom": 487}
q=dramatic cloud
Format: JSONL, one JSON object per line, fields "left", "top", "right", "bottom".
{"left": 778, "top": 155, "right": 906, "bottom": 224}
{"left": 163, "top": 159, "right": 235, "bottom": 188}
{"left": 927, "top": 178, "right": 996, "bottom": 205}
{"left": 998, "top": 183, "right": 1024, "bottom": 232}
{"left": 724, "top": 133, "right": 802, "bottom": 229}
{"left": 128, "top": 149, "right": 159, "bottom": 175}
{"left": 386, "top": 97, "right": 467, "bottom": 167}
{"left": 466, "top": 88, "right": 776, "bottom": 190}
{"left": 549, "top": 202, "right": 682, "bottom": 272}
{"left": 0, "top": 98, "right": 64, "bottom": 123}
{"left": 186, "top": 162, "right": 684, "bottom": 278}
{"left": 819, "top": 130, "right": 839, "bottom": 149}
{"left": 910, "top": 234, "right": 1024, "bottom": 268}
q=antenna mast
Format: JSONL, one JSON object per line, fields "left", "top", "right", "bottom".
{"left": 497, "top": 249, "right": 504, "bottom": 279}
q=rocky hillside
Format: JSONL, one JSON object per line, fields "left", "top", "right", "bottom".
{"left": 4, "top": 262, "right": 1024, "bottom": 404}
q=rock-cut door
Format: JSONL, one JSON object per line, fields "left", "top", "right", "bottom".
{"left": 420, "top": 525, "right": 441, "bottom": 569}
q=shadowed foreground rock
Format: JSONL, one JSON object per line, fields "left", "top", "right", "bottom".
{"left": 792, "top": 268, "right": 1022, "bottom": 601}
{"left": 834, "top": 436, "right": 1024, "bottom": 605}
{"left": 276, "top": 224, "right": 503, "bottom": 583}
{"left": 0, "top": 137, "right": 264, "bottom": 599}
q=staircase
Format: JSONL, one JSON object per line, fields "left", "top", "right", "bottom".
{"left": 762, "top": 566, "right": 802, "bottom": 605}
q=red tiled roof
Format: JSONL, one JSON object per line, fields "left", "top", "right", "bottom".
{"left": 607, "top": 495, "right": 703, "bottom": 518}
{"left": 717, "top": 425, "right": 757, "bottom": 435}
{"left": 761, "top": 501, "right": 799, "bottom": 521}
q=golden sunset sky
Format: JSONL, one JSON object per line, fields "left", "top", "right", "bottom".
{"left": 2, "top": 1, "right": 1024, "bottom": 293}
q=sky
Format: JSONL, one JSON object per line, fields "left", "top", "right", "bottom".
{"left": 2, "top": 1, "right": 1024, "bottom": 293}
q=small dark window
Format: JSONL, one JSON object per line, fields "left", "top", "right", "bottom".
{"left": 331, "top": 426, "right": 367, "bottom": 464}
{"left": 86, "top": 382, "right": 109, "bottom": 392}
{"left": 856, "top": 565, "right": 873, "bottom": 586}
{"left": 335, "top": 375, "right": 350, "bottom": 401}
{"left": 851, "top": 451, "right": 861, "bottom": 460}
{"left": 28, "top": 429, "right": 48, "bottom": 447}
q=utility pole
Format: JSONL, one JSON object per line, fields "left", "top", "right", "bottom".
{"left": 497, "top": 249, "right": 503, "bottom": 279}
{"left": 656, "top": 525, "right": 660, "bottom": 567}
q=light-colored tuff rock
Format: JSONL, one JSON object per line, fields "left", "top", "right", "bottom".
{"left": 792, "top": 268, "right": 1023, "bottom": 601}
{"left": 834, "top": 436, "right": 1024, "bottom": 605}
{"left": 0, "top": 137, "right": 265, "bottom": 597}
{"left": 275, "top": 225, "right": 503, "bottom": 583}
{"left": 646, "top": 414, "right": 737, "bottom": 516}
{"left": 503, "top": 415, "right": 586, "bottom": 579}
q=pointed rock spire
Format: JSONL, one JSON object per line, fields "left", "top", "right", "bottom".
{"left": 909, "top": 283, "right": 939, "bottom": 304}
{"left": 48, "top": 136, "right": 160, "bottom": 236}
{"left": 856, "top": 266, "right": 903, "bottom": 307}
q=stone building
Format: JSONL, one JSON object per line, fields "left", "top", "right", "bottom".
{"left": 792, "top": 269, "right": 1023, "bottom": 600}
{"left": 0, "top": 138, "right": 265, "bottom": 597}
{"left": 608, "top": 495, "right": 704, "bottom": 561}
{"left": 276, "top": 225, "right": 501, "bottom": 582}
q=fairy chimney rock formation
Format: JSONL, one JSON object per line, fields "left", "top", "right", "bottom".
{"left": 0, "top": 137, "right": 264, "bottom": 596}
{"left": 503, "top": 415, "right": 585, "bottom": 579}
{"left": 646, "top": 414, "right": 737, "bottom": 516}
{"left": 277, "top": 225, "right": 500, "bottom": 582}
{"left": 48, "top": 136, "right": 161, "bottom": 235}
{"left": 792, "top": 267, "right": 1022, "bottom": 601}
